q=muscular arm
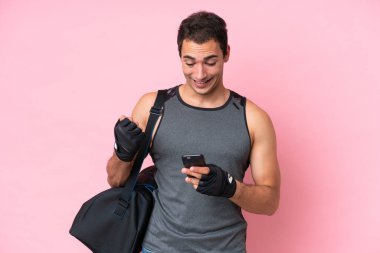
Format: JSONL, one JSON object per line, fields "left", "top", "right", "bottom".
{"left": 229, "top": 100, "right": 281, "bottom": 215}
{"left": 106, "top": 92, "right": 157, "bottom": 187}
{"left": 106, "top": 152, "right": 134, "bottom": 187}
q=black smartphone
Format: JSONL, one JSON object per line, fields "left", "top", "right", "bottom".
{"left": 182, "top": 154, "right": 206, "bottom": 168}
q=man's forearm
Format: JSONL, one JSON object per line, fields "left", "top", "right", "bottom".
{"left": 106, "top": 151, "right": 134, "bottom": 187}
{"left": 229, "top": 181, "right": 280, "bottom": 215}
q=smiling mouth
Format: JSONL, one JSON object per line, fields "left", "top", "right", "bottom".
{"left": 193, "top": 78, "right": 212, "bottom": 85}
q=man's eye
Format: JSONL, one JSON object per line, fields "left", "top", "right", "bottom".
{"left": 186, "top": 63, "right": 195, "bottom": 67}
{"left": 206, "top": 62, "right": 216, "bottom": 66}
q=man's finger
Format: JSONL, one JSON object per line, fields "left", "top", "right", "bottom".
{"left": 185, "top": 177, "right": 200, "bottom": 185}
{"left": 181, "top": 168, "right": 202, "bottom": 179}
{"left": 190, "top": 166, "right": 210, "bottom": 174}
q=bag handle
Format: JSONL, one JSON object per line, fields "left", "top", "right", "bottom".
{"left": 118, "top": 89, "right": 166, "bottom": 204}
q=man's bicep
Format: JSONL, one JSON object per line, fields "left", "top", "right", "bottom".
{"left": 248, "top": 108, "right": 280, "bottom": 189}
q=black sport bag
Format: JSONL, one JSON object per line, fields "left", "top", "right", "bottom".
{"left": 69, "top": 90, "right": 166, "bottom": 253}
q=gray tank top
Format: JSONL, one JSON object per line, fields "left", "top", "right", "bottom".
{"left": 142, "top": 85, "right": 251, "bottom": 253}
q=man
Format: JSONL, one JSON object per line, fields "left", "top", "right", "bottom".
{"left": 107, "top": 11, "right": 280, "bottom": 253}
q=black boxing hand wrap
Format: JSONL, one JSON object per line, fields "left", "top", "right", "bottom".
{"left": 196, "top": 164, "right": 237, "bottom": 198}
{"left": 114, "top": 118, "right": 145, "bottom": 162}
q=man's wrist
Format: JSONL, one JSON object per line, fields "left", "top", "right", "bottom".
{"left": 113, "top": 150, "right": 133, "bottom": 165}
{"left": 114, "top": 142, "right": 134, "bottom": 162}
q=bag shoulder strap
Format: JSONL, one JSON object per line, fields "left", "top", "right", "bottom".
{"left": 119, "top": 89, "right": 166, "bottom": 203}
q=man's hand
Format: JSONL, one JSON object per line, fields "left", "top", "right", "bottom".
{"left": 114, "top": 116, "right": 146, "bottom": 162}
{"left": 181, "top": 164, "right": 237, "bottom": 198}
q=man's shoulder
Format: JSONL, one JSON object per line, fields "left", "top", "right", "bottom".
{"left": 132, "top": 87, "right": 176, "bottom": 130}
{"left": 137, "top": 86, "right": 176, "bottom": 107}
{"left": 245, "top": 98, "right": 275, "bottom": 142}
{"left": 131, "top": 91, "right": 158, "bottom": 130}
{"left": 227, "top": 89, "right": 270, "bottom": 121}
{"left": 245, "top": 98, "right": 269, "bottom": 119}
{"left": 139, "top": 91, "right": 158, "bottom": 105}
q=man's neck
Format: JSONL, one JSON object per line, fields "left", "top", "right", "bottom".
{"left": 179, "top": 83, "right": 230, "bottom": 109}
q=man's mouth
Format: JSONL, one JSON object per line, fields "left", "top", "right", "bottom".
{"left": 193, "top": 78, "right": 212, "bottom": 88}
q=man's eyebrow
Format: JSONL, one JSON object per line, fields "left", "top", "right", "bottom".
{"left": 204, "top": 55, "right": 218, "bottom": 61}
{"left": 183, "top": 55, "right": 195, "bottom": 60}
{"left": 183, "top": 55, "right": 218, "bottom": 61}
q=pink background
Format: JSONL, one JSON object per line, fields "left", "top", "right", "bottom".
{"left": 1, "top": 0, "right": 379, "bottom": 252}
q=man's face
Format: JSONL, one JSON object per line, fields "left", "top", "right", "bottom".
{"left": 180, "top": 39, "right": 229, "bottom": 95}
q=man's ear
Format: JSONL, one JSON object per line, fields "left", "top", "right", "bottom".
{"left": 224, "top": 45, "right": 230, "bottom": 62}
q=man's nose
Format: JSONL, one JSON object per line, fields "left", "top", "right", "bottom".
{"left": 194, "top": 64, "right": 207, "bottom": 80}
